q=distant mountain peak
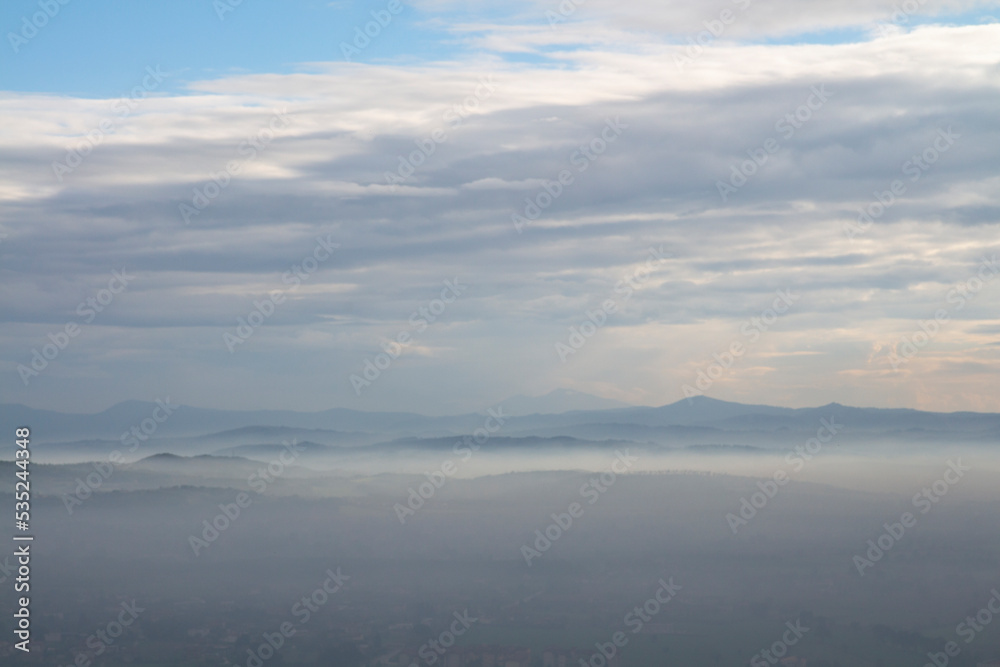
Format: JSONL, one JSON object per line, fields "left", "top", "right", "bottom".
{"left": 139, "top": 453, "right": 182, "bottom": 462}
{"left": 679, "top": 395, "right": 732, "bottom": 405}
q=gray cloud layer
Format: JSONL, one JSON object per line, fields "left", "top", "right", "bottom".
{"left": 2, "top": 22, "right": 999, "bottom": 414}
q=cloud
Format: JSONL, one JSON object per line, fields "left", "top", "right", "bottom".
{"left": 415, "top": 0, "right": 1000, "bottom": 41}
{"left": 1, "top": 23, "right": 999, "bottom": 413}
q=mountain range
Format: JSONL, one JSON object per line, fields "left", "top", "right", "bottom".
{"left": 2, "top": 393, "right": 997, "bottom": 465}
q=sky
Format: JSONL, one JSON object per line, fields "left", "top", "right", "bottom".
{"left": 1, "top": 0, "right": 999, "bottom": 415}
